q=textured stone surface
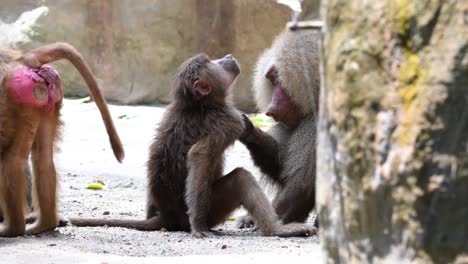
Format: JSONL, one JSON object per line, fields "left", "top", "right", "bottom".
{"left": 317, "top": 0, "right": 468, "bottom": 263}
{"left": 0, "top": 0, "right": 303, "bottom": 111}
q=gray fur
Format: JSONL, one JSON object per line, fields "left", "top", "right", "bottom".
{"left": 240, "top": 29, "right": 320, "bottom": 225}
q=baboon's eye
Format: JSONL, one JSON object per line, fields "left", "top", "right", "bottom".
{"left": 265, "top": 66, "right": 278, "bottom": 84}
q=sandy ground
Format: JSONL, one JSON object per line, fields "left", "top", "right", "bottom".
{"left": 0, "top": 99, "right": 321, "bottom": 264}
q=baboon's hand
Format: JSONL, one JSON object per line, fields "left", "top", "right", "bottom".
{"left": 239, "top": 113, "right": 256, "bottom": 143}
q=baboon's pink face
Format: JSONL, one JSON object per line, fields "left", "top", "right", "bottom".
{"left": 264, "top": 65, "right": 303, "bottom": 129}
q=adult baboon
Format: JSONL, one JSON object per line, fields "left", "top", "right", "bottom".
{"left": 239, "top": 29, "right": 320, "bottom": 227}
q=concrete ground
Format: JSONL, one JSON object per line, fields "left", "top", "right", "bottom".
{"left": 0, "top": 99, "right": 321, "bottom": 264}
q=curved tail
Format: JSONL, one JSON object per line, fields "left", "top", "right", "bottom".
{"left": 19, "top": 42, "right": 125, "bottom": 162}
{"left": 69, "top": 216, "right": 162, "bottom": 231}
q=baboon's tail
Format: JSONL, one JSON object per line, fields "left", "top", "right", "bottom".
{"left": 19, "top": 42, "right": 125, "bottom": 162}
{"left": 69, "top": 216, "right": 162, "bottom": 231}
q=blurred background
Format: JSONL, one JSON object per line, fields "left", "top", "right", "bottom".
{"left": 0, "top": 0, "right": 319, "bottom": 112}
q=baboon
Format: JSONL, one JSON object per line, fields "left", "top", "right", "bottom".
{"left": 0, "top": 43, "right": 124, "bottom": 237}
{"left": 238, "top": 29, "right": 320, "bottom": 227}
{"left": 70, "top": 54, "right": 316, "bottom": 237}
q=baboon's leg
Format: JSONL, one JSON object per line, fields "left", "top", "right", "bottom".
{"left": 208, "top": 168, "right": 315, "bottom": 237}
{"left": 0, "top": 159, "right": 29, "bottom": 237}
{"left": 0, "top": 112, "right": 39, "bottom": 237}
{"left": 273, "top": 180, "right": 315, "bottom": 224}
{"left": 27, "top": 113, "right": 60, "bottom": 234}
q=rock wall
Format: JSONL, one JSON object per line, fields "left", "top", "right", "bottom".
{"left": 317, "top": 0, "right": 468, "bottom": 263}
{"left": 0, "top": 0, "right": 302, "bottom": 111}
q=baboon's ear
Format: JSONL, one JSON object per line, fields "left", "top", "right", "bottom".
{"left": 193, "top": 79, "right": 212, "bottom": 95}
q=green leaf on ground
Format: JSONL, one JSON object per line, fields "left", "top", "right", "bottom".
{"left": 118, "top": 114, "right": 130, "bottom": 120}
{"left": 86, "top": 180, "right": 105, "bottom": 190}
{"left": 80, "top": 96, "right": 91, "bottom": 103}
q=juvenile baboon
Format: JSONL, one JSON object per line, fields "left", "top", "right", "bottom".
{"left": 238, "top": 29, "right": 320, "bottom": 227}
{"left": 0, "top": 43, "right": 124, "bottom": 237}
{"left": 70, "top": 54, "right": 316, "bottom": 237}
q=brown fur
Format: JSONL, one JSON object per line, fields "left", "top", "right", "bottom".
{"left": 0, "top": 43, "right": 124, "bottom": 237}
{"left": 70, "top": 54, "right": 316, "bottom": 237}
{"left": 239, "top": 30, "right": 320, "bottom": 227}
